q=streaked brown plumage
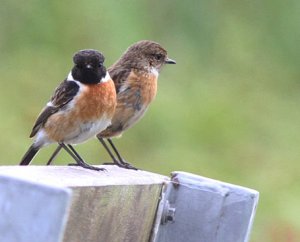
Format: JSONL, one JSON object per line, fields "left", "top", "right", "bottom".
{"left": 100, "top": 68, "right": 158, "bottom": 138}
{"left": 97, "top": 41, "right": 175, "bottom": 169}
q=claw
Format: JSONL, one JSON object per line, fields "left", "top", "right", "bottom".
{"left": 102, "top": 162, "right": 138, "bottom": 170}
{"left": 68, "top": 163, "right": 106, "bottom": 172}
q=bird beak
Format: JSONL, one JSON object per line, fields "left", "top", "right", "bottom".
{"left": 86, "top": 64, "right": 92, "bottom": 69}
{"left": 165, "top": 58, "right": 176, "bottom": 64}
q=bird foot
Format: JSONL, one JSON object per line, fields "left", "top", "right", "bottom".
{"left": 102, "top": 161, "right": 138, "bottom": 170}
{"left": 68, "top": 163, "right": 106, "bottom": 172}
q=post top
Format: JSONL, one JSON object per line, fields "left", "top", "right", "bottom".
{"left": 0, "top": 166, "right": 169, "bottom": 187}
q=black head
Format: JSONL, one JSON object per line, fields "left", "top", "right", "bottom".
{"left": 71, "top": 49, "right": 106, "bottom": 84}
{"left": 120, "top": 40, "right": 176, "bottom": 72}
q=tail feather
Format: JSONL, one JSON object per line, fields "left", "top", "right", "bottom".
{"left": 20, "top": 144, "right": 40, "bottom": 165}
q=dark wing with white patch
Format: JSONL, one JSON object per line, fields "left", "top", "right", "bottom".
{"left": 108, "top": 64, "right": 131, "bottom": 94}
{"left": 29, "top": 80, "right": 80, "bottom": 137}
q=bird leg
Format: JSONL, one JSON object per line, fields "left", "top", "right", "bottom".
{"left": 59, "top": 143, "right": 105, "bottom": 171}
{"left": 98, "top": 137, "right": 121, "bottom": 165}
{"left": 46, "top": 145, "right": 62, "bottom": 165}
{"left": 100, "top": 137, "right": 138, "bottom": 170}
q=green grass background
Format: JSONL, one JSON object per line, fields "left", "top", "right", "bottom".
{"left": 1, "top": 1, "right": 300, "bottom": 241}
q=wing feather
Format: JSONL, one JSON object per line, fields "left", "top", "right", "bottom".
{"left": 108, "top": 65, "right": 131, "bottom": 94}
{"left": 29, "top": 80, "right": 79, "bottom": 137}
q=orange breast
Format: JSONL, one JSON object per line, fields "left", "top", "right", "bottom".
{"left": 44, "top": 79, "right": 116, "bottom": 142}
{"left": 126, "top": 69, "right": 158, "bottom": 105}
{"left": 100, "top": 70, "right": 158, "bottom": 138}
{"left": 74, "top": 79, "right": 116, "bottom": 121}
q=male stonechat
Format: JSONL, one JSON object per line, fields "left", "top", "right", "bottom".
{"left": 20, "top": 49, "right": 116, "bottom": 171}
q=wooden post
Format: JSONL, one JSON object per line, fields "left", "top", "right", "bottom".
{"left": 0, "top": 166, "right": 168, "bottom": 242}
{"left": 0, "top": 166, "right": 258, "bottom": 242}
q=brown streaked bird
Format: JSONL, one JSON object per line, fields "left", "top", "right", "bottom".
{"left": 19, "top": 49, "right": 117, "bottom": 171}
{"left": 47, "top": 40, "right": 176, "bottom": 169}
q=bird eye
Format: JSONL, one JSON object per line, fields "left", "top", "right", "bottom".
{"left": 154, "top": 54, "right": 163, "bottom": 61}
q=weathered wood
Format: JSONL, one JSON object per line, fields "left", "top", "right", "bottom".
{"left": 0, "top": 166, "right": 168, "bottom": 242}
{"left": 0, "top": 166, "right": 167, "bottom": 187}
{"left": 64, "top": 184, "right": 162, "bottom": 242}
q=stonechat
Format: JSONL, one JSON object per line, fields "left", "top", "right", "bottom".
{"left": 47, "top": 40, "right": 175, "bottom": 169}
{"left": 19, "top": 49, "right": 117, "bottom": 171}
{"left": 99, "top": 40, "right": 176, "bottom": 169}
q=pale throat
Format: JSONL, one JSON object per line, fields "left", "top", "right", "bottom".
{"left": 150, "top": 67, "right": 159, "bottom": 77}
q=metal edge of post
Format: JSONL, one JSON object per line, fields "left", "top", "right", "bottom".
{"left": 149, "top": 180, "right": 170, "bottom": 242}
{"left": 0, "top": 174, "right": 72, "bottom": 242}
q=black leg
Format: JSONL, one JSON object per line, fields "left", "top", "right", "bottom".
{"left": 97, "top": 137, "right": 121, "bottom": 165}
{"left": 59, "top": 143, "right": 105, "bottom": 171}
{"left": 46, "top": 145, "right": 62, "bottom": 165}
{"left": 59, "top": 143, "right": 81, "bottom": 164}
{"left": 106, "top": 138, "right": 138, "bottom": 170}
{"left": 107, "top": 138, "right": 126, "bottom": 164}
{"left": 67, "top": 144, "right": 83, "bottom": 161}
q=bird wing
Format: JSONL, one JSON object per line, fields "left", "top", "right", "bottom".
{"left": 29, "top": 79, "right": 80, "bottom": 138}
{"left": 108, "top": 64, "right": 131, "bottom": 94}
{"left": 101, "top": 68, "right": 145, "bottom": 137}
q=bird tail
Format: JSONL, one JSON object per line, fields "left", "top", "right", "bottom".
{"left": 20, "top": 144, "right": 40, "bottom": 165}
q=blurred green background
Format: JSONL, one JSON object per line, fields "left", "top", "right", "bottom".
{"left": 1, "top": 0, "right": 300, "bottom": 241}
